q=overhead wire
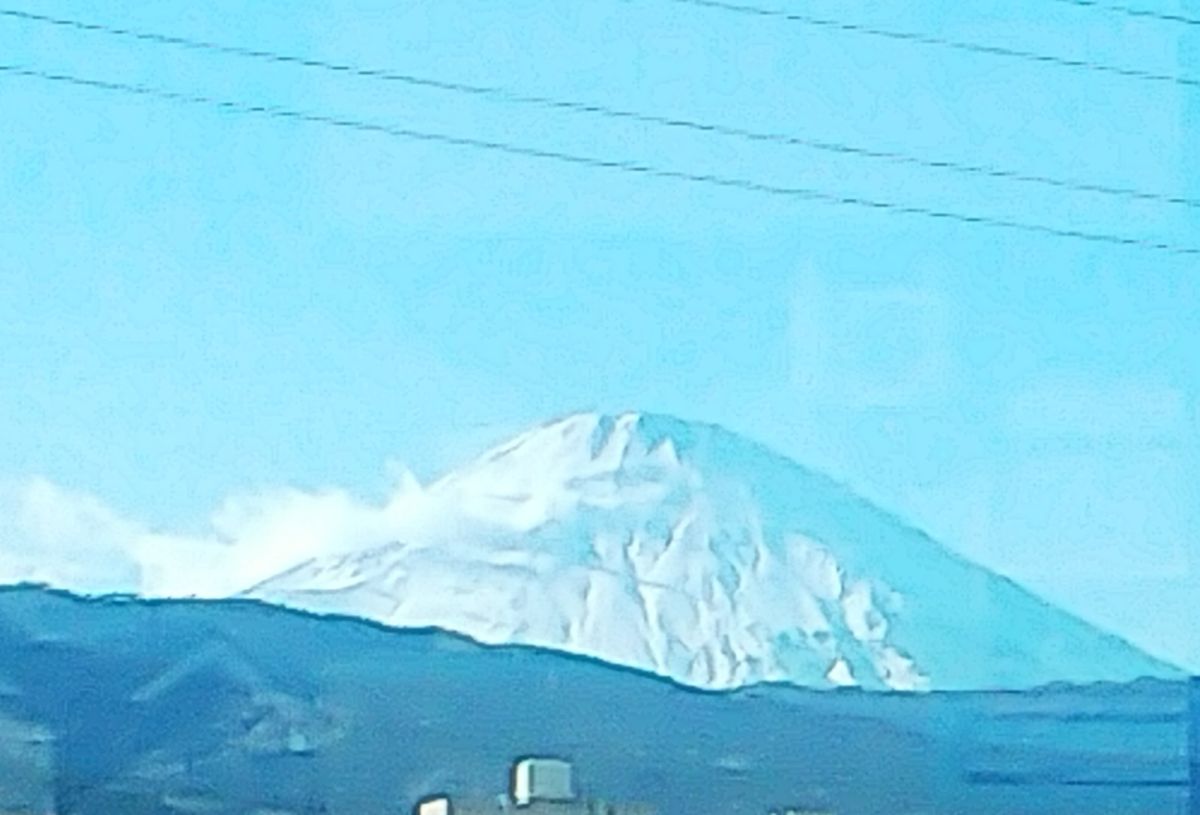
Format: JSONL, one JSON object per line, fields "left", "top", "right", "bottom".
{"left": 1047, "top": 0, "right": 1200, "bottom": 27}
{"left": 658, "top": 0, "right": 1200, "bottom": 89}
{"left": 1, "top": 7, "right": 1196, "bottom": 211}
{"left": 2, "top": 63, "right": 1196, "bottom": 257}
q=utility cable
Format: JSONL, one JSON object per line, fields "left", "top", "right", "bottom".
{"left": 1, "top": 7, "right": 1195, "bottom": 210}
{"left": 2, "top": 64, "right": 1195, "bottom": 257}
{"left": 1048, "top": 0, "right": 1200, "bottom": 27}
{"left": 660, "top": 0, "right": 1200, "bottom": 89}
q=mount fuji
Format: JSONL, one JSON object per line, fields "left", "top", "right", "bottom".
{"left": 246, "top": 412, "right": 1179, "bottom": 692}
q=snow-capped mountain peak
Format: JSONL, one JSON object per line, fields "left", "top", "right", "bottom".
{"left": 247, "top": 412, "right": 1179, "bottom": 692}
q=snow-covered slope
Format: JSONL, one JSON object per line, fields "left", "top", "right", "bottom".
{"left": 246, "top": 412, "right": 1179, "bottom": 691}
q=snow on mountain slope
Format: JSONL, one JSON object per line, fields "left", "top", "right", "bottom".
{"left": 246, "top": 412, "right": 1180, "bottom": 691}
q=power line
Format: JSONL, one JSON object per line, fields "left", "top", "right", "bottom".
{"left": 1, "top": 8, "right": 1196, "bottom": 211}
{"left": 1048, "top": 0, "right": 1200, "bottom": 27}
{"left": 2, "top": 63, "right": 1196, "bottom": 257}
{"left": 659, "top": 0, "right": 1200, "bottom": 89}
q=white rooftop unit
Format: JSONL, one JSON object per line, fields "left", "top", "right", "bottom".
{"left": 511, "top": 757, "right": 575, "bottom": 806}
{"left": 416, "top": 796, "right": 452, "bottom": 815}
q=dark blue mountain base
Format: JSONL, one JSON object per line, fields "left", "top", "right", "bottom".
{"left": 0, "top": 586, "right": 1193, "bottom": 815}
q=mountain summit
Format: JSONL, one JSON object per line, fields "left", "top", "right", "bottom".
{"left": 247, "top": 412, "right": 1178, "bottom": 691}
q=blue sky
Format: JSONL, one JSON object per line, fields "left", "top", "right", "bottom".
{"left": 1, "top": 1, "right": 1197, "bottom": 668}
